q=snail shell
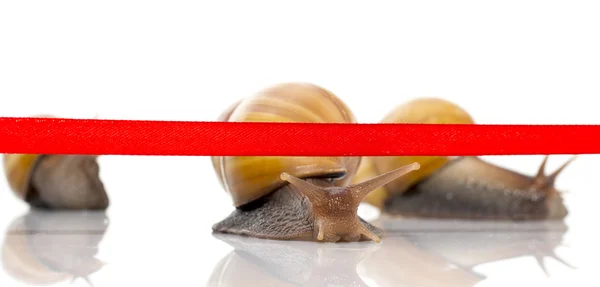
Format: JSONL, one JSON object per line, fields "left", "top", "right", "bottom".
{"left": 211, "top": 83, "right": 361, "bottom": 208}
{"left": 353, "top": 98, "right": 475, "bottom": 208}
{"left": 2, "top": 115, "right": 108, "bottom": 210}
{"left": 3, "top": 154, "right": 42, "bottom": 202}
{"left": 211, "top": 83, "right": 420, "bottom": 243}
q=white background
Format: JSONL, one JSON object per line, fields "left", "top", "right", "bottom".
{"left": 1, "top": 1, "right": 600, "bottom": 286}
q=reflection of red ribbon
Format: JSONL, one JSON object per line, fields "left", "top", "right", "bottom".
{"left": 0, "top": 117, "right": 596, "bottom": 156}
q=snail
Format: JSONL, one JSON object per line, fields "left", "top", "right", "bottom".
{"left": 353, "top": 98, "right": 574, "bottom": 221}
{"left": 210, "top": 83, "right": 420, "bottom": 243}
{"left": 2, "top": 116, "right": 109, "bottom": 210}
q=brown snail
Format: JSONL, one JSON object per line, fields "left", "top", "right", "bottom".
{"left": 211, "top": 83, "right": 420, "bottom": 243}
{"left": 2, "top": 116, "right": 108, "bottom": 210}
{"left": 353, "top": 98, "right": 574, "bottom": 221}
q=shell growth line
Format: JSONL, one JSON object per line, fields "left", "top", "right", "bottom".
{"left": 0, "top": 117, "right": 598, "bottom": 156}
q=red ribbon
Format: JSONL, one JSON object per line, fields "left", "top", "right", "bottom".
{"left": 0, "top": 117, "right": 596, "bottom": 156}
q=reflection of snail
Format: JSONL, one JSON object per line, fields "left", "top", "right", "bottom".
{"left": 354, "top": 98, "right": 574, "bottom": 220}
{"left": 2, "top": 115, "right": 108, "bottom": 210}
{"left": 378, "top": 218, "right": 574, "bottom": 277}
{"left": 1, "top": 210, "right": 109, "bottom": 286}
{"left": 211, "top": 83, "right": 420, "bottom": 243}
{"left": 208, "top": 233, "right": 379, "bottom": 287}
{"left": 358, "top": 236, "right": 485, "bottom": 287}
{"left": 208, "top": 233, "right": 485, "bottom": 287}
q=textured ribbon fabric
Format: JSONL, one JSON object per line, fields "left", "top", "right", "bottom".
{"left": 0, "top": 117, "right": 595, "bottom": 156}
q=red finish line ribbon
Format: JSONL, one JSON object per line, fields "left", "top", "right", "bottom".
{"left": 0, "top": 117, "right": 598, "bottom": 156}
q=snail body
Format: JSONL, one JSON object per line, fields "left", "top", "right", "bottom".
{"left": 2, "top": 116, "right": 108, "bottom": 210}
{"left": 354, "top": 98, "right": 572, "bottom": 220}
{"left": 211, "top": 83, "right": 420, "bottom": 243}
{"left": 384, "top": 156, "right": 572, "bottom": 220}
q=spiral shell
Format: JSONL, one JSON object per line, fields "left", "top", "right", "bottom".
{"left": 353, "top": 98, "right": 475, "bottom": 208}
{"left": 212, "top": 83, "right": 361, "bottom": 207}
{"left": 3, "top": 154, "right": 43, "bottom": 201}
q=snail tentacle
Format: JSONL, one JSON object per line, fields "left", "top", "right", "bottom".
{"left": 348, "top": 162, "right": 420, "bottom": 202}
{"left": 531, "top": 155, "right": 576, "bottom": 191}
{"left": 280, "top": 172, "right": 325, "bottom": 205}
{"left": 359, "top": 224, "right": 381, "bottom": 243}
{"left": 317, "top": 221, "right": 325, "bottom": 241}
{"left": 546, "top": 156, "right": 577, "bottom": 187}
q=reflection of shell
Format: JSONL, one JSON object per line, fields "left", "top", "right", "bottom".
{"left": 1, "top": 210, "right": 109, "bottom": 285}
{"left": 211, "top": 83, "right": 361, "bottom": 207}
{"left": 1, "top": 216, "right": 71, "bottom": 284}
{"left": 353, "top": 98, "right": 474, "bottom": 208}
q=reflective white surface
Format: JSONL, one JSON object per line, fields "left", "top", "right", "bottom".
{"left": 0, "top": 155, "right": 599, "bottom": 287}
{"left": 0, "top": 210, "right": 596, "bottom": 287}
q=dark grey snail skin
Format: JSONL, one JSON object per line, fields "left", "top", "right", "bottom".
{"left": 383, "top": 156, "right": 574, "bottom": 221}
{"left": 27, "top": 155, "right": 109, "bottom": 210}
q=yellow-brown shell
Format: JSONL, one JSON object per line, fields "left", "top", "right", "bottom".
{"left": 353, "top": 98, "right": 475, "bottom": 208}
{"left": 3, "top": 154, "right": 42, "bottom": 201}
{"left": 211, "top": 83, "right": 361, "bottom": 207}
